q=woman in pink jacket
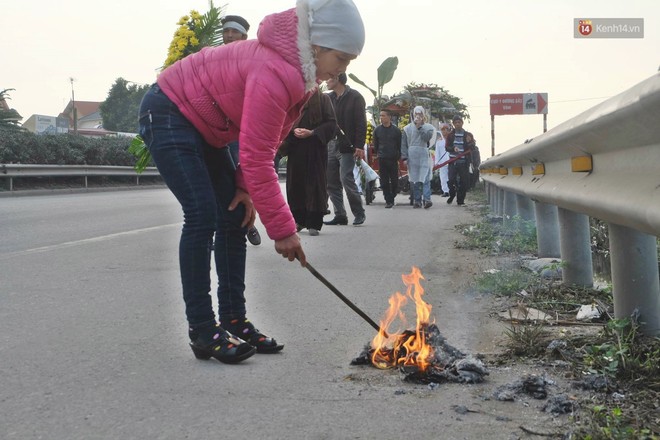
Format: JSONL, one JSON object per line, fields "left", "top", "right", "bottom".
{"left": 138, "top": 0, "right": 365, "bottom": 364}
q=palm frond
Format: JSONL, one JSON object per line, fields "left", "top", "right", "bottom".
{"left": 196, "top": 1, "right": 226, "bottom": 48}
{"left": 128, "top": 136, "right": 153, "bottom": 174}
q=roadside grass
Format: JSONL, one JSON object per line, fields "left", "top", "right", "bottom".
{"left": 458, "top": 192, "right": 660, "bottom": 439}
{"left": 456, "top": 215, "right": 537, "bottom": 255}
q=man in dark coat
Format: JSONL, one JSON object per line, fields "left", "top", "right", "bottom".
{"left": 372, "top": 109, "right": 401, "bottom": 208}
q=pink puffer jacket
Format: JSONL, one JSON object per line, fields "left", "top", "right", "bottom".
{"left": 157, "top": 4, "right": 318, "bottom": 241}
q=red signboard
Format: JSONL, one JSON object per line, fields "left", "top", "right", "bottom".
{"left": 490, "top": 93, "right": 548, "bottom": 115}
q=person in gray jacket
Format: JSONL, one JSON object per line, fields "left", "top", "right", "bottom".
{"left": 401, "top": 106, "right": 435, "bottom": 208}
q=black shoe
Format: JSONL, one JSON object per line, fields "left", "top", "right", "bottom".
{"left": 447, "top": 195, "right": 455, "bottom": 204}
{"left": 353, "top": 214, "right": 366, "bottom": 226}
{"left": 457, "top": 201, "right": 466, "bottom": 206}
{"left": 221, "top": 318, "right": 284, "bottom": 354}
{"left": 441, "top": 192, "right": 449, "bottom": 198}
{"left": 324, "top": 216, "right": 348, "bottom": 226}
{"left": 424, "top": 201, "right": 433, "bottom": 209}
{"left": 189, "top": 323, "right": 256, "bottom": 364}
{"left": 413, "top": 202, "right": 422, "bottom": 209}
{"left": 385, "top": 202, "right": 393, "bottom": 209}
{"left": 247, "top": 227, "right": 261, "bottom": 246}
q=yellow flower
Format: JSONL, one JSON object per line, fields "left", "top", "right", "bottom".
{"left": 162, "top": 5, "right": 223, "bottom": 69}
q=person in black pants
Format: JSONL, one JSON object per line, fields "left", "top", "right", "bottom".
{"left": 372, "top": 109, "right": 401, "bottom": 208}
{"left": 445, "top": 115, "right": 474, "bottom": 206}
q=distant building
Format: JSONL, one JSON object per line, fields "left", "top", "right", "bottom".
{"left": 23, "top": 100, "right": 136, "bottom": 138}
{"left": 23, "top": 114, "right": 69, "bottom": 134}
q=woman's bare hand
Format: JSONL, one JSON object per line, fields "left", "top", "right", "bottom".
{"left": 274, "top": 233, "right": 306, "bottom": 266}
{"left": 228, "top": 189, "right": 255, "bottom": 228}
{"left": 293, "top": 128, "right": 313, "bottom": 139}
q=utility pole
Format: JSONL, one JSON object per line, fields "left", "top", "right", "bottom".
{"left": 69, "top": 77, "right": 77, "bottom": 134}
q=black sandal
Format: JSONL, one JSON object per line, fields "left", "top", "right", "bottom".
{"left": 189, "top": 323, "right": 256, "bottom": 364}
{"left": 222, "top": 318, "right": 284, "bottom": 354}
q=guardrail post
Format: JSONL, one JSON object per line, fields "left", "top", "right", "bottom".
{"left": 488, "top": 183, "right": 496, "bottom": 212}
{"left": 497, "top": 188, "right": 505, "bottom": 216}
{"left": 535, "top": 201, "right": 560, "bottom": 258}
{"left": 558, "top": 208, "right": 593, "bottom": 287}
{"left": 503, "top": 190, "right": 517, "bottom": 220}
{"left": 608, "top": 223, "right": 660, "bottom": 336}
{"left": 515, "top": 194, "right": 535, "bottom": 222}
{"left": 84, "top": 176, "right": 88, "bottom": 188}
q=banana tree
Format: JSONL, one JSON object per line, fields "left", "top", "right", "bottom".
{"left": 348, "top": 56, "right": 398, "bottom": 123}
{"left": 0, "top": 89, "right": 23, "bottom": 131}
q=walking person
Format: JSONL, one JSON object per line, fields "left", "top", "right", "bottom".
{"left": 372, "top": 109, "right": 401, "bottom": 208}
{"left": 280, "top": 90, "right": 336, "bottom": 236}
{"left": 137, "top": 0, "right": 365, "bottom": 364}
{"left": 324, "top": 73, "right": 367, "bottom": 226}
{"left": 401, "top": 106, "right": 435, "bottom": 209}
{"left": 434, "top": 123, "right": 451, "bottom": 197}
{"left": 445, "top": 115, "right": 475, "bottom": 206}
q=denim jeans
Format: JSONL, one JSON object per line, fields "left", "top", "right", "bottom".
{"left": 412, "top": 174, "right": 432, "bottom": 204}
{"left": 138, "top": 84, "right": 247, "bottom": 326}
{"left": 423, "top": 170, "right": 432, "bottom": 201}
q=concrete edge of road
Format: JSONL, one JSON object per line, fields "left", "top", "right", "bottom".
{"left": 0, "top": 184, "right": 167, "bottom": 198}
{"left": 0, "top": 175, "right": 290, "bottom": 198}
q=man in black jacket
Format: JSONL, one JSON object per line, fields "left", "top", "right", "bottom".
{"left": 373, "top": 109, "right": 401, "bottom": 208}
{"left": 324, "top": 73, "right": 367, "bottom": 226}
{"left": 445, "top": 115, "right": 474, "bottom": 206}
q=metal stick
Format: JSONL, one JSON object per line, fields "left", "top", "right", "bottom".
{"left": 303, "top": 261, "right": 386, "bottom": 336}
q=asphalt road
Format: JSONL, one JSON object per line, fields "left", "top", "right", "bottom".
{"left": 1, "top": 185, "right": 527, "bottom": 440}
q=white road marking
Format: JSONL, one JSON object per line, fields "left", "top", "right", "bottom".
{"left": 5, "top": 223, "right": 181, "bottom": 257}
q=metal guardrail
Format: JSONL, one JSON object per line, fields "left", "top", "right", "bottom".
{"left": 0, "top": 164, "right": 160, "bottom": 191}
{"left": 479, "top": 72, "right": 660, "bottom": 335}
{"left": 480, "top": 73, "right": 660, "bottom": 237}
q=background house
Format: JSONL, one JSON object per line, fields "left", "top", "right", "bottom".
{"left": 58, "top": 100, "right": 116, "bottom": 137}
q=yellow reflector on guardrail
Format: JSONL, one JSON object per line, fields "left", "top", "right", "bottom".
{"left": 532, "top": 164, "right": 545, "bottom": 175}
{"left": 571, "top": 156, "right": 593, "bottom": 172}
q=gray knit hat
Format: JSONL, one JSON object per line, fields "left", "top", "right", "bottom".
{"left": 307, "top": 0, "right": 365, "bottom": 56}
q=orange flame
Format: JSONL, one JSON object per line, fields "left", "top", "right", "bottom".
{"left": 371, "top": 267, "right": 434, "bottom": 371}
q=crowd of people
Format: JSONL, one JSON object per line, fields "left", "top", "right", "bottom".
{"left": 138, "top": 0, "right": 481, "bottom": 366}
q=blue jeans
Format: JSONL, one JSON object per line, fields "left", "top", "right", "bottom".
{"left": 138, "top": 84, "right": 247, "bottom": 326}
{"left": 412, "top": 172, "right": 432, "bottom": 204}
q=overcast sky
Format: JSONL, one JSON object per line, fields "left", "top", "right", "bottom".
{"left": 2, "top": 0, "right": 658, "bottom": 157}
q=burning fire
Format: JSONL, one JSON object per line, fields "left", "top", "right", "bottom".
{"left": 371, "top": 267, "right": 434, "bottom": 371}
